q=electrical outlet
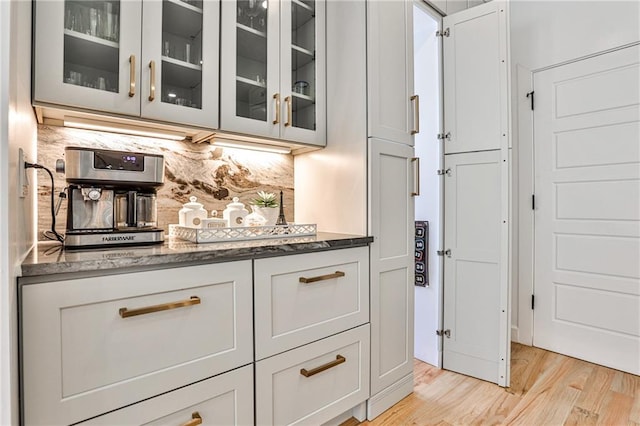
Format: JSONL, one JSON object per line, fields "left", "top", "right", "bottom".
{"left": 18, "top": 148, "right": 28, "bottom": 198}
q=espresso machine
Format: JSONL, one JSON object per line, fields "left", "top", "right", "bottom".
{"left": 63, "top": 147, "right": 165, "bottom": 249}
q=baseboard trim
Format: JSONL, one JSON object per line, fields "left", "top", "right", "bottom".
{"left": 366, "top": 373, "right": 414, "bottom": 420}
{"left": 511, "top": 326, "right": 519, "bottom": 342}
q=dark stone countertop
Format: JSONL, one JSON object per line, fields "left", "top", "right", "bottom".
{"left": 20, "top": 233, "right": 373, "bottom": 279}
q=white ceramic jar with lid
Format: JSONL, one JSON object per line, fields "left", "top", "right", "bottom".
{"left": 179, "top": 196, "right": 208, "bottom": 228}
{"left": 223, "top": 197, "right": 249, "bottom": 227}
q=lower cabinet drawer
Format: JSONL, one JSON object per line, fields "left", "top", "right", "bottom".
{"left": 254, "top": 247, "right": 369, "bottom": 360}
{"left": 80, "top": 364, "right": 254, "bottom": 425}
{"left": 256, "top": 324, "right": 370, "bottom": 426}
{"left": 21, "top": 261, "right": 253, "bottom": 425}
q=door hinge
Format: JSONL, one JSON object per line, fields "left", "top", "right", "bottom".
{"left": 437, "top": 132, "right": 451, "bottom": 141}
{"left": 436, "top": 28, "right": 450, "bottom": 37}
{"left": 436, "top": 168, "right": 451, "bottom": 176}
{"left": 532, "top": 194, "right": 536, "bottom": 210}
{"left": 436, "top": 329, "right": 451, "bottom": 337}
{"left": 526, "top": 91, "right": 535, "bottom": 111}
{"left": 437, "top": 249, "right": 452, "bottom": 257}
{"left": 531, "top": 294, "right": 535, "bottom": 310}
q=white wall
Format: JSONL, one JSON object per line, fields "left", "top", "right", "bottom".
{"left": 509, "top": 0, "right": 640, "bottom": 344}
{"left": 295, "top": 1, "right": 367, "bottom": 235}
{"left": 0, "top": 1, "right": 38, "bottom": 424}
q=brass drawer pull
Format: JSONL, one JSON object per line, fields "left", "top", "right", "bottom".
{"left": 181, "top": 412, "right": 202, "bottom": 426}
{"left": 148, "top": 60, "right": 156, "bottom": 102}
{"left": 128, "top": 54, "right": 136, "bottom": 97}
{"left": 299, "top": 271, "right": 345, "bottom": 284}
{"left": 410, "top": 94, "right": 420, "bottom": 134}
{"left": 273, "top": 93, "right": 280, "bottom": 124}
{"left": 119, "top": 296, "right": 200, "bottom": 318}
{"left": 300, "top": 355, "right": 346, "bottom": 377}
{"left": 284, "top": 95, "right": 292, "bottom": 127}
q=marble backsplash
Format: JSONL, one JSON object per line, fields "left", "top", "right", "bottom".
{"left": 36, "top": 125, "right": 294, "bottom": 241}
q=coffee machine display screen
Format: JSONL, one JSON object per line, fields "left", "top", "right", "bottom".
{"left": 94, "top": 150, "right": 145, "bottom": 172}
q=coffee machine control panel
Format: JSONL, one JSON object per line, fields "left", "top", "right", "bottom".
{"left": 65, "top": 147, "right": 164, "bottom": 186}
{"left": 94, "top": 151, "right": 145, "bottom": 172}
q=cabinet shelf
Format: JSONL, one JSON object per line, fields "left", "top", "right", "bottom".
{"left": 162, "top": 55, "right": 202, "bottom": 71}
{"left": 292, "top": 92, "right": 314, "bottom": 110}
{"left": 63, "top": 28, "right": 119, "bottom": 49}
{"left": 292, "top": 44, "right": 314, "bottom": 70}
{"left": 236, "top": 75, "right": 266, "bottom": 89}
{"left": 167, "top": 0, "right": 203, "bottom": 14}
{"left": 237, "top": 22, "right": 266, "bottom": 39}
{"left": 238, "top": 24, "right": 268, "bottom": 64}
{"left": 292, "top": 0, "right": 314, "bottom": 28}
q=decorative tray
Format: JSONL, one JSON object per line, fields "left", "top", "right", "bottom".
{"left": 169, "top": 223, "right": 317, "bottom": 244}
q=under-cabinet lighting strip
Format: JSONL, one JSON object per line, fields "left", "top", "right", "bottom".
{"left": 63, "top": 116, "right": 187, "bottom": 141}
{"left": 212, "top": 139, "right": 292, "bottom": 154}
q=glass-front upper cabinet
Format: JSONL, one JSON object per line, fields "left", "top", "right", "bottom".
{"left": 141, "top": 0, "right": 219, "bottom": 128}
{"left": 35, "top": 0, "right": 142, "bottom": 116}
{"left": 34, "top": 0, "right": 219, "bottom": 129}
{"left": 220, "top": 0, "right": 325, "bottom": 146}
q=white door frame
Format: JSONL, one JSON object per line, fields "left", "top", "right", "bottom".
{"left": 516, "top": 41, "right": 640, "bottom": 347}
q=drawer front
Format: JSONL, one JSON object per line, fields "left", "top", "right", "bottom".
{"left": 80, "top": 364, "right": 254, "bottom": 425}
{"left": 254, "top": 247, "right": 369, "bottom": 359}
{"left": 256, "top": 324, "right": 370, "bottom": 426}
{"left": 21, "top": 261, "right": 253, "bottom": 426}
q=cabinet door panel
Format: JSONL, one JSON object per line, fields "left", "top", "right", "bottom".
{"left": 140, "top": 0, "right": 219, "bottom": 128}
{"left": 368, "top": 138, "right": 415, "bottom": 396}
{"left": 280, "top": 0, "right": 326, "bottom": 145}
{"left": 34, "top": 0, "right": 142, "bottom": 116}
{"left": 367, "top": 0, "right": 415, "bottom": 145}
{"left": 220, "top": 0, "right": 281, "bottom": 139}
{"left": 443, "top": 1, "right": 508, "bottom": 153}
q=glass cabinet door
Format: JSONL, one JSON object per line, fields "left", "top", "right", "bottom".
{"left": 34, "top": 0, "right": 142, "bottom": 116}
{"left": 280, "top": 0, "right": 325, "bottom": 145}
{"left": 63, "top": 0, "right": 121, "bottom": 93}
{"left": 141, "top": 0, "right": 219, "bottom": 128}
{"left": 220, "top": 0, "right": 280, "bottom": 139}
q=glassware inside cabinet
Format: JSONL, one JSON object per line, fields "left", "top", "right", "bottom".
{"left": 236, "top": 0, "right": 268, "bottom": 121}
{"left": 290, "top": 0, "right": 316, "bottom": 130}
{"left": 63, "top": 0, "right": 120, "bottom": 93}
{"left": 160, "top": 0, "right": 203, "bottom": 109}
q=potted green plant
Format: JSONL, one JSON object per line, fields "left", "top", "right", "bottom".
{"left": 251, "top": 191, "right": 279, "bottom": 226}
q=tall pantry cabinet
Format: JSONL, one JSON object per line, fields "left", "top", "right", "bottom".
{"left": 294, "top": 0, "right": 416, "bottom": 421}
{"left": 366, "top": 0, "right": 417, "bottom": 419}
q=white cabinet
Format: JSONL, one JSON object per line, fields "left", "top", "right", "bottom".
{"left": 367, "top": 0, "right": 416, "bottom": 146}
{"left": 34, "top": 0, "right": 220, "bottom": 129}
{"left": 442, "top": 1, "right": 507, "bottom": 154}
{"left": 220, "top": 0, "right": 326, "bottom": 146}
{"left": 79, "top": 364, "right": 254, "bottom": 426}
{"left": 367, "top": 138, "right": 416, "bottom": 419}
{"left": 254, "top": 247, "right": 369, "bottom": 360}
{"left": 256, "top": 325, "right": 370, "bottom": 426}
{"left": 21, "top": 261, "right": 253, "bottom": 425}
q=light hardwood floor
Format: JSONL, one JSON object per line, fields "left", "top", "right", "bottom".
{"left": 357, "top": 343, "right": 640, "bottom": 425}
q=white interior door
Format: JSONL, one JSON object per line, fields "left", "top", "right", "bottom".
{"left": 533, "top": 45, "right": 640, "bottom": 375}
{"left": 443, "top": 150, "right": 508, "bottom": 384}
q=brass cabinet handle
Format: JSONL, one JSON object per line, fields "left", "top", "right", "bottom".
{"left": 129, "top": 55, "right": 136, "bottom": 97}
{"left": 299, "top": 271, "right": 345, "bottom": 284}
{"left": 410, "top": 94, "right": 420, "bottom": 134}
{"left": 300, "top": 355, "right": 346, "bottom": 377}
{"left": 148, "top": 60, "right": 156, "bottom": 102}
{"left": 411, "top": 157, "right": 420, "bottom": 196}
{"left": 273, "top": 93, "right": 280, "bottom": 124}
{"left": 119, "top": 296, "right": 200, "bottom": 318}
{"left": 180, "top": 412, "right": 202, "bottom": 426}
{"left": 284, "top": 96, "right": 292, "bottom": 127}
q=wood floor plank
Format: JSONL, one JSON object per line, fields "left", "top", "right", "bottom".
{"left": 361, "top": 344, "right": 640, "bottom": 426}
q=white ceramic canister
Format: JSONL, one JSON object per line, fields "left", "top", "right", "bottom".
{"left": 223, "top": 197, "right": 249, "bottom": 227}
{"left": 178, "top": 196, "right": 208, "bottom": 228}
